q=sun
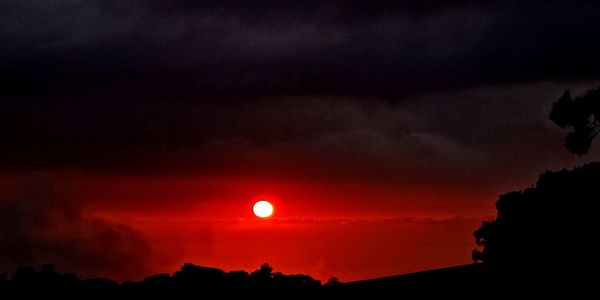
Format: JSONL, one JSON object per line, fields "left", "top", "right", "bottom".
{"left": 253, "top": 200, "right": 274, "bottom": 218}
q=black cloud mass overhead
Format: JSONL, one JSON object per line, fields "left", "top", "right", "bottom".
{"left": 1, "top": 1, "right": 600, "bottom": 184}
{"left": 2, "top": 0, "right": 600, "bottom": 96}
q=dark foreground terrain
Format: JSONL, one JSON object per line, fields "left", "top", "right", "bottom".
{"left": 0, "top": 262, "right": 589, "bottom": 297}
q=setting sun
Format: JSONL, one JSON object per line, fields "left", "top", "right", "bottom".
{"left": 253, "top": 200, "right": 274, "bottom": 218}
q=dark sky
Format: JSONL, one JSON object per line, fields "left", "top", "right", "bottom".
{"left": 1, "top": 0, "right": 600, "bottom": 281}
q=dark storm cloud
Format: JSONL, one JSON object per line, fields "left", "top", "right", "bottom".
{"left": 0, "top": 175, "right": 151, "bottom": 280}
{"left": 1, "top": 1, "right": 600, "bottom": 182}
{"left": 1, "top": 0, "right": 600, "bottom": 97}
{"left": 3, "top": 82, "right": 599, "bottom": 188}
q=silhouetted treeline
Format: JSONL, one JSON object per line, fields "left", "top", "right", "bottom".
{"left": 473, "top": 162, "right": 599, "bottom": 284}
{"left": 0, "top": 263, "right": 327, "bottom": 291}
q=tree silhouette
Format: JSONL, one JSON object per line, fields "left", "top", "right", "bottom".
{"left": 550, "top": 87, "right": 600, "bottom": 154}
{"left": 250, "top": 263, "right": 274, "bottom": 288}
{"left": 472, "top": 163, "right": 599, "bottom": 275}
{"left": 0, "top": 273, "right": 7, "bottom": 289}
{"left": 172, "top": 263, "right": 226, "bottom": 288}
{"left": 325, "top": 277, "right": 341, "bottom": 287}
{"left": 0, "top": 262, "right": 325, "bottom": 291}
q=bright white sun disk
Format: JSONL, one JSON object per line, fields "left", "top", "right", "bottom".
{"left": 253, "top": 200, "right": 274, "bottom": 218}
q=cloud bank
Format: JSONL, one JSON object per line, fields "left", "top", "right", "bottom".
{"left": 0, "top": 175, "right": 151, "bottom": 280}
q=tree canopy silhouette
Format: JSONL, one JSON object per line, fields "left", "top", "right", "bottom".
{"left": 472, "top": 163, "right": 599, "bottom": 275}
{"left": 0, "top": 262, "right": 325, "bottom": 291}
{"left": 550, "top": 87, "right": 600, "bottom": 154}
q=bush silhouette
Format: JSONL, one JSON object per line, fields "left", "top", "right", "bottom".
{"left": 172, "top": 263, "right": 226, "bottom": 288}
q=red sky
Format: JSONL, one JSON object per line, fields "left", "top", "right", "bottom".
{"left": 62, "top": 172, "right": 496, "bottom": 281}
